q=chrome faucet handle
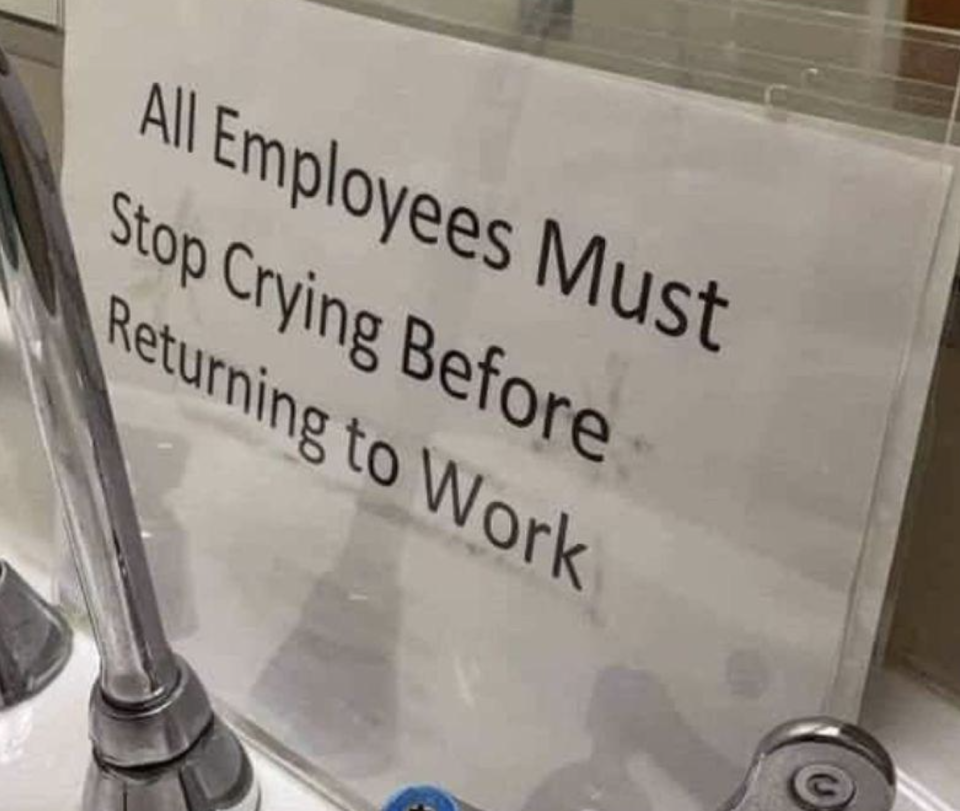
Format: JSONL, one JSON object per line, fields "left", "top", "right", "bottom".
{"left": 389, "top": 718, "right": 895, "bottom": 811}
{"left": 721, "top": 718, "right": 896, "bottom": 811}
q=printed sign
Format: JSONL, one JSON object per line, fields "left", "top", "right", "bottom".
{"left": 63, "top": 0, "right": 954, "bottom": 808}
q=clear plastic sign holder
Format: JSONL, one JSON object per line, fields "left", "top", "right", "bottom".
{"left": 53, "top": 1, "right": 960, "bottom": 810}
{"left": 323, "top": 0, "right": 960, "bottom": 145}
{"left": 238, "top": 0, "right": 960, "bottom": 804}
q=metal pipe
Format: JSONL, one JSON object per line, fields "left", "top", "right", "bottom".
{"left": 0, "top": 49, "right": 178, "bottom": 708}
{"left": 0, "top": 41, "right": 256, "bottom": 810}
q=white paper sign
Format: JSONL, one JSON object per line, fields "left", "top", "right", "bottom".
{"left": 63, "top": 0, "right": 953, "bottom": 808}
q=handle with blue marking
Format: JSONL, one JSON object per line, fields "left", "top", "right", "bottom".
{"left": 383, "top": 718, "right": 896, "bottom": 811}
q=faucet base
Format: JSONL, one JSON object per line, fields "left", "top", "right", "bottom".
{"left": 82, "top": 715, "right": 260, "bottom": 811}
{"left": 90, "top": 657, "right": 214, "bottom": 769}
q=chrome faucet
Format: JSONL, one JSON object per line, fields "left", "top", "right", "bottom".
{"left": 0, "top": 47, "right": 257, "bottom": 810}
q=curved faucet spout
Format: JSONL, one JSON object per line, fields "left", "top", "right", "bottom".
{"left": 0, "top": 41, "right": 258, "bottom": 811}
{"left": 0, "top": 47, "right": 179, "bottom": 709}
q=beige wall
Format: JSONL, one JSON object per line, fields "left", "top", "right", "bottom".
{"left": 0, "top": 15, "right": 62, "bottom": 168}
{"left": 0, "top": 0, "right": 58, "bottom": 28}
